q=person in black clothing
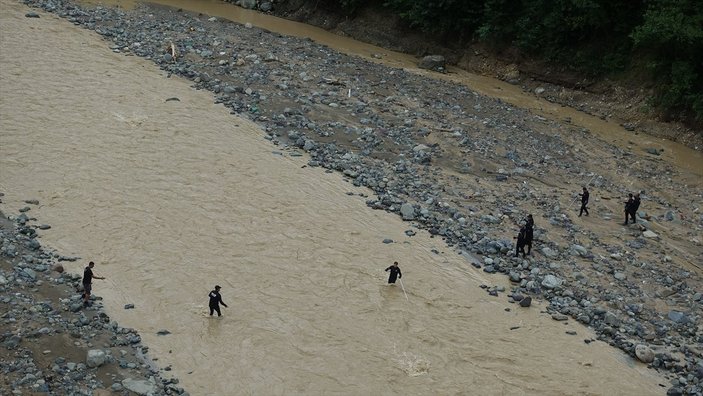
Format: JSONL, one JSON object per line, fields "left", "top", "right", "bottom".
{"left": 82, "top": 261, "right": 105, "bottom": 306}
{"left": 514, "top": 226, "right": 527, "bottom": 258}
{"left": 629, "top": 193, "right": 641, "bottom": 224}
{"left": 208, "top": 285, "right": 228, "bottom": 317}
{"left": 623, "top": 193, "right": 634, "bottom": 225}
{"left": 579, "top": 187, "right": 590, "bottom": 217}
{"left": 385, "top": 262, "right": 402, "bottom": 284}
{"left": 524, "top": 215, "right": 534, "bottom": 255}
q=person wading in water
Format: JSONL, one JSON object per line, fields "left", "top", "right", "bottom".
{"left": 208, "top": 285, "right": 228, "bottom": 317}
{"left": 385, "top": 262, "right": 402, "bottom": 284}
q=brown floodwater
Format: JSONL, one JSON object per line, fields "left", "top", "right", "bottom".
{"left": 0, "top": 0, "right": 669, "bottom": 394}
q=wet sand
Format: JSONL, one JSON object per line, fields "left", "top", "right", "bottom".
{"left": 0, "top": 0, "right": 665, "bottom": 394}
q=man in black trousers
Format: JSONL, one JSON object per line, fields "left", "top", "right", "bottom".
{"left": 579, "top": 187, "right": 590, "bottom": 217}
{"left": 208, "top": 285, "right": 228, "bottom": 317}
{"left": 624, "top": 193, "right": 634, "bottom": 225}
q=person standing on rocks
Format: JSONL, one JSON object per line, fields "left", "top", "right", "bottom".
{"left": 579, "top": 187, "right": 590, "bottom": 217}
{"left": 524, "top": 215, "right": 534, "bottom": 255}
{"left": 385, "top": 262, "right": 402, "bottom": 284}
{"left": 629, "top": 192, "right": 641, "bottom": 224}
{"left": 514, "top": 226, "right": 527, "bottom": 258}
{"left": 82, "top": 261, "right": 105, "bottom": 306}
{"left": 623, "top": 193, "right": 634, "bottom": 225}
{"left": 208, "top": 285, "right": 228, "bottom": 317}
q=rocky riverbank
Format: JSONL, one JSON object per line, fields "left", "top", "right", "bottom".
{"left": 8, "top": 0, "right": 703, "bottom": 394}
{"left": 0, "top": 205, "right": 187, "bottom": 395}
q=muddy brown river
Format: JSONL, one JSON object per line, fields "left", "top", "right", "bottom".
{"left": 0, "top": 0, "right": 672, "bottom": 394}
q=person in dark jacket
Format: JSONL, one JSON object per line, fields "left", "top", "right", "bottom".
{"left": 82, "top": 261, "right": 105, "bottom": 306}
{"left": 385, "top": 262, "right": 402, "bottom": 284}
{"left": 514, "top": 226, "right": 527, "bottom": 258}
{"left": 624, "top": 193, "right": 634, "bottom": 225}
{"left": 208, "top": 285, "right": 228, "bottom": 317}
{"left": 579, "top": 187, "right": 590, "bottom": 217}
{"left": 629, "top": 193, "right": 641, "bottom": 224}
{"left": 524, "top": 215, "right": 534, "bottom": 255}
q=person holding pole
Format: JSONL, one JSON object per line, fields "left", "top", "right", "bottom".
{"left": 82, "top": 261, "right": 105, "bottom": 306}
{"left": 579, "top": 187, "right": 590, "bottom": 217}
{"left": 385, "top": 262, "right": 402, "bottom": 284}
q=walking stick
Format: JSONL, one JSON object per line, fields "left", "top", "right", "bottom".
{"left": 399, "top": 278, "right": 409, "bottom": 301}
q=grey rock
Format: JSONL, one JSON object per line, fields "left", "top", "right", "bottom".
{"left": 519, "top": 296, "right": 532, "bottom": 307}
{"left": 4, "top": 335, "right": 21, "bottom": 350}
{"left": 613, "top": 272, "right": 627, "bottom": 281}
{"left": 666, "top": 387, "right": 683, "bottom": 396}
{"left": 400, "top": 203, "right": 415, "bottom": 220}
{"left": 25, "top": 12, "right": 40, "bottom": 18}
{"left": 541, "top": 274, "right": 562, "bottom": 289}
{"left": 124, "top": 304, "right": 135, "bottom": 309}
{"left": 236, "top": 0, "right": 257, "bottom": 9}
{"left": 668, "top": 310, "right": 688, "bottom": 324}
{"left": 22, "top": 268, "right": 37, "bottom": 279}
{"left": 418, "top": 55, "right": 446, "bottom": 72}
{"left": 86, "top": 349, "right": 106, "bottom": 368}
{"left": 604, "top": 312, "right": 620, "bottom": 327}
{"left": 635, "top": 344, "right": 655, "bottom": 363}
{"left": 541, "top": 247, "right": 558, "bottom": 258}
{"left": 552, "top": 313, "right": 569, "bottom": 321}
{"left": 509, "top": 271, "right": 521, "bottom": 282}
{"left": 122, "top": 378, "right": 157, "bottom": 396}
{"left": 570, "top": 244, "right": 588, "bottom": 256}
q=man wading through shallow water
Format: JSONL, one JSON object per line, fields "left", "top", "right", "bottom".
{"left": 208, "top": 285, "right": 228, "bottom": 317}
{"left": 385, "top": 262, "right": 402, "bottom": 284}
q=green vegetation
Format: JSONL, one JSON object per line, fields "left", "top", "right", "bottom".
{"left": 311, "top": 0, "right": 703, "bottom": 123}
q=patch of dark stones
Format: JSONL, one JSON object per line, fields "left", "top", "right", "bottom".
{"left": 13, "top": 0, "right": 703, "bottom": 394}
{"left": 0, "top": 207, "right": 186, "bottom": 395}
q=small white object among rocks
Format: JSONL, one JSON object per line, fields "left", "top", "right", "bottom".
{"left": 642, "top": 230, "right": 658, "bottom": 238}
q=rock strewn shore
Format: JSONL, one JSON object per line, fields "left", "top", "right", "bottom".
{"left": 0, "top": 204, "right": 187, "bottom": 395}
{"left": 11, "top": 0, "right": 703, "bottom": 394}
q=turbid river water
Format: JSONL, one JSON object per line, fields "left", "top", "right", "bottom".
{"left": 0, "top": 0, "right": 669, "bottom": 394}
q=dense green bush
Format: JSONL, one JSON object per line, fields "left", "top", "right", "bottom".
{"left": 630, "top": 0, "right": 703, "bottom": 121}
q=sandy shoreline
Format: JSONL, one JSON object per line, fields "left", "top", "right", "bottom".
{"left": 2, "top": 0, "right": 698, "bottom": 394}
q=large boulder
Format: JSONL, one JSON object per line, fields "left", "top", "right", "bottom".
{"left": 86, "top": 349, "right": 106, "bottom": 368}
{"left": 418, "top": 55, "right": 446, "bottom": 72}
{"left": 400, "top": 203, "right": 415, "bottom": 220}
{"left": 541, "top": 274, "right": 562, "bottom": 289}
{"left": 236, "top": 0, "right": 256, "bottom": 9}
{"left": 635, "top": 344, "right": 655, "bottom": 363}
{"left": 122, "top": 378, "right": 157, "bottom": 395}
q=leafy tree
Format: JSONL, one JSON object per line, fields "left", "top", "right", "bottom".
{"left": 383, "top": 0, "right": 485, "bottom": 38}
{"left": 631, "top": 0, "right": 703, "bottom": 120}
